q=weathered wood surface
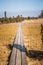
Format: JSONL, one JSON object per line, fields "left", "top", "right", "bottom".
{"left": 9, "top": 23, "right": 27, "bottom": 65}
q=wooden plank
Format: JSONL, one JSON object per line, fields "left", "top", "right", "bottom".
{"left": 21, "top": 40, "right": 27, "bottom": 65}
{"left": 9, "top": 48, "right": 17, "bottom": 65}
{"left": 9, "top": 23, "right": 27, "bottom": 65}
{"left": 16, "top": 30, "right": 21, "bottom": 65}
{"left": 16, "top": 49, "right": 21, "bottom": 65}
{"left": 9, "top": 34, "right": 18, "bottom": 65}
{"left": 22, "top": 51, "right": 27, "bottom": 65}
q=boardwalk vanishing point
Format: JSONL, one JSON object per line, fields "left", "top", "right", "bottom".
{"left": 9, "top": 23, "right": 27, "bottom": 65}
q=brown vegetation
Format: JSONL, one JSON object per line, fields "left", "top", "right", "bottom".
{"left": 0, "top": 23, "right": 18, "bottom": 65}
{"left": 22, "top": 18, "right": 43, "bottom": 65}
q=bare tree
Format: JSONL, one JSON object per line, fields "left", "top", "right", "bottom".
{"left": 39, "top": 10, "right": 43, "bottom": 18}
{"left": 4, "top": 11, "right": 7, "bottom": 18}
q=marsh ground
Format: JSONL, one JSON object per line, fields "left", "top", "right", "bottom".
{"left": 22, "top": 18, "right": 43, "bottom": 65}
{"left": 0, "top": 23, "right": 18, "bottom": 65}
{"left": 0, "top": 18, "right": 43, "bottom": 65}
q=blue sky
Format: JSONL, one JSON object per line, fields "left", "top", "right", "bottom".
{"left": 0, "top": 0, "right": 43, "bottom": 17}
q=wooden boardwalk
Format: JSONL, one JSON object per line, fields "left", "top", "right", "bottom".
{"left": 9, "top": 23, "right": 27, "bottom": 65}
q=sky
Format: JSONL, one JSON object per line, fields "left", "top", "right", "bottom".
{"left": 0, "top": 0, "right": 43, "bottom": 17}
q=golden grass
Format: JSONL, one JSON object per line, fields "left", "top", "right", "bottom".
{"left": 0, "top": 18, "right": 43, "bottom": 65}
{"left": 22, "top": 18, "right": 43, "bottom": 65}
{"left": 0, "top": 23, "right": 18, "bottom": 65}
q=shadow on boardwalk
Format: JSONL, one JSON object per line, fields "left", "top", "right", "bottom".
{"left": 8, "top": 44, "right": 43, "bottom": 65}
{"left": 13, "top": 44, "right": 43, "bottom": 60}
{"left": 13, "top": 44, "right": 26, "bottom": 52}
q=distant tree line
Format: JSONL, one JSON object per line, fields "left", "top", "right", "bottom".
{"left": 27, "top": 10, "right": 43, "bottom": 19}
{"left": 0, "top": 10, "right": 43, "bottom": 24}
{"left": 0, "top": 12, "right": 24, "bottom": 24}
{"left": 0, "top": 17, "right": 24, "bottom": 24}
{"left": 0, "top": 11, "right": 24, "bottom": 23}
